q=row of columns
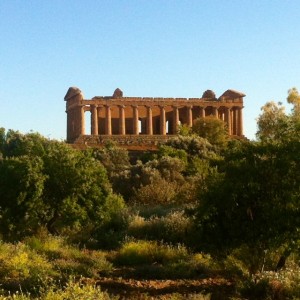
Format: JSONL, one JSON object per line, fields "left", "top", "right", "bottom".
{"left": 85, "top": 104, "right": 243, "bottom": 136}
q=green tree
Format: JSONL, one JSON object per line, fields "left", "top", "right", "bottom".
{"left": 93, "top": 140, "right": 131, "bottom": 198}
{"left": 194, "top": 139, "right": 300, "bottom": 274}
{"left": 192, "top": 116, "right": 229, "bottom": 149}
{"left": 165, "top": 134, "right": 217, "bottom": 159}
{"left": 0, "top": 127, "right": 5, "bottom": 155}
{"left": 0, "top": 155, "right": 46, "bottom": 239}
{"left": 41, "top": 141, "right": 111, "bottom": 234}
{"left": 256, "top": 101, "right": 288, "bottom": 142}
{"left": 0, "top": 130, "right": 117, "bottom": 237}
{"left": 130, "top": 156, "right": 184, "bottom": 205}
{"left": 257, "top": 89, "right": 300, "bottom": 143}
{"left": 287, "top": 87, "right": 300, "bottom": 115}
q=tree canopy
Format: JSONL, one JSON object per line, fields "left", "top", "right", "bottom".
{"left": 195, "top": 90, "right": 300, "bottom": 273}
{"left": 0, "top": 130, "right": 115, "bottom": 239}
{"left": 192, "top": 116, "right": 229, "bottom": 149}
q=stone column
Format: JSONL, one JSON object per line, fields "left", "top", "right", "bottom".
{"left": 226, "top": 107, "right": 232, "bottom": 135}
{"left": 97, "top": 106, "right": 102, "bottom": 134}
{"left": 160, "top": 106, "right": 166, "bottom": 135}
{"left": 232, "top": 107, "right": 237, "bottom": 135}
{"left": 80, "top": 106, "right": 85, "bottom": 135}
{"left": 200, "top": 107, "right": 205, "bottom": 118}
{"left": 172, "top": 106, "right": 179, "bottom": 134}
{"left": 133, "top": 105, "right": 139, "bottom": 135}
{"left": 146, "top": 106, "right": 153, "bottom": 135}
{"left": 105, "top": 105, "right": 112, "bottom": 135}
{"left": 119, "top": 105, "right": 126, "bottom": 135}
{"left": 91, "top": 105, "right": 98, "bottom": 135}
{"left": 213, "top": 107, "right": 218, "bottom": 118}
{"left": 238, "top": 107, "right": 243, "bottom": 136}
{"left": 186, "top": 106, "right": 193, "bottom": 127}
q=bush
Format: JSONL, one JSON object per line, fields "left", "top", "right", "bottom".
{"left": 239, "top": 277, "right": 272, "bottom": 300}
{"left": 91, "top": 194, "right": 130, "bottom": 250}
{"left": 132, "top": 178, "right": 178, "bottom": 205}
{"left": 128, "top": 210, "right": 193, "bottom": 244}
{"left": 41, "top": 278, "right": 116, "bottom": 300}
{"left": 0, "top": 242, "right": 56, "bottom": 293}
{"left": 236, "top": 260, "right": 300, "bottom": 300}
{"left": 0, "top": 278, "right": 117, "bottom": 300}
{"left": 113, "top": 240, "right": 189, "bottom": 266}
{"left": 25, "top": 235, "right": 112, "bottom": 277}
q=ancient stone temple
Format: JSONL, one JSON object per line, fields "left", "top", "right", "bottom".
{"left": 64, "top": 87, "right": 245, "bottom": 150}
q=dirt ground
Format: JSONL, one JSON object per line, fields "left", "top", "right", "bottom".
{"left": 94, "top": 276, "right": 235, "bottom": 299}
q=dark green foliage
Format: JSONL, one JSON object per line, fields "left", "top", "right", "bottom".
{"left": 165, "top": 134, "right": 217, "bottom": 159}
{"left": 157, "top": 145, "right": 188, "bottom": 165}
{"left": 239, "top": 278, "right": 272, "bottom": 300}
{"left": 92, "top": 140, "right": 131, "bottom": 198}
{"left": 91, "top": 194, "right": 130, "bottom": 249}
{"left": 194, "top": 139, "right": 300, "bottom": 273}
{"left": 0, "top": 129, "right": 117, "bottom": 239}
{"left": 0, "top": 155, "right": 46, "bottom": 238}
{"left": 192, "top": 116, "right": 229, "bottom": 149}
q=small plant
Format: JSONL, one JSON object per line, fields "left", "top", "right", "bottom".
{"left": 25, "top": 235, "right": 112, "bottom": 277}
{"left": 0, "top": 278, "right": 117, "bottom": 300}
{"left": 128, "top": 210, "right": 193, "bottom": 245}
{"left": 113, "top": 240, "right": 189, "bottom": 266}
{"left": 0, "top": 241, "right": 56, "bottom": 293}
{"left": 236, "top": 262, "right": 300, "bottom": 300}
{"left": 239, "top": 277, "right": 271, "bottom": 300}
{"left": 41, "top": 277, "right": 116, "bottom": 300}
{"left": 133, "top": 178, "right": 178, "bottom": 205}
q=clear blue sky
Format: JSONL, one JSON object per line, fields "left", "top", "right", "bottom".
{"left": 1, "top": 0, "right": 300, "bottom": 140}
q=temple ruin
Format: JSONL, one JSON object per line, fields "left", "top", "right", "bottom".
{"left": 64, "top": 87, "right": 245, "bottom": 150}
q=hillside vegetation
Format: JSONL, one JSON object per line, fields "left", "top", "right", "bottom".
{"left": 0, "top": 89, "right": 299, "bottom": 299}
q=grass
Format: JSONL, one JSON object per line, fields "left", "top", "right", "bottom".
{"left": 127, "top": 210, "right": 193, "bottom": 244}
{"left": 0, "top": 278, "right": 116, "bottom": 300}
{"left": 0, "top": 242, "right": 56, "bottom": 292}
{"left": 112, "top": 240, "right": 189, "bottom": 266}
{"left": 25, "top": 235, "right": 113, "bottom": 278}
{"left": 0, "top": 235, "right": 113, "bottom": 295}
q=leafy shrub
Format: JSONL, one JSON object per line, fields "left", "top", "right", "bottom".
{"left": 132, "top": 178, "right": 178, "bottom": 205}
{"left": 91, "top": 194, "right": 130, "bottom": 250}
{"left": 239, "top": 277, "right": 272, "bottom": 300}
{"left": 165, "top": 135, "right": 217, "bottom": 159}
{"left": 0, "top": 131, "right": 115, "bottom": 237}
{"left": 41, "top": 278, "right": 116, "bottom": 300}
{"left": 0, "top": 242, "right": 56, "bottom": 292}
{"left": 236, "top": 260, "right": 300, "bottom": 300}
{"left": 113, "top": 240, "right": 189, "bottom": 266}
{"left": 25, "top": 235, "right": 112, "bottom": 277}
{"left": 192, "top": 117, "right": 229, "bottom": 149}
{"left": 127, "top": 214, "right": 165, "bottom": 241}
{"left": 0, "top": 278, "right": 117, "bottom": 300}
{"left": 189, "top": 253, "right": 219, "bottom": 276}
{"left": 128, "top": 210, "right": 193, "bottom": 244}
